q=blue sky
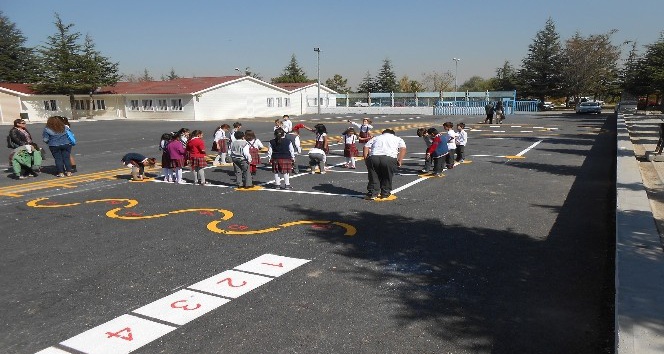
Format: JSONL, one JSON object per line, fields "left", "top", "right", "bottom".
{"left": 3, "top": 0, "right": 663, "bottom": 89}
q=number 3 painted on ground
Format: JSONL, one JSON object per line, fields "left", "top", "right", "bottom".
{"left": 170, "top": 300, "right": 202, "bottom": 311}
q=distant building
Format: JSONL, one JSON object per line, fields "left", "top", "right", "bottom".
{"left": 0, "top": 76, "right": 337, "bottom": 124}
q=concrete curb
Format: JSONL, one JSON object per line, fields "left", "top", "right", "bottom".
{"left": 615, "top": 113, "right": 664, "bottom": 353}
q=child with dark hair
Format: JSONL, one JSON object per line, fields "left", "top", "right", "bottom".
{"left": 159, "top": 132, "right": 174, "bottom": 182}
{"left": 340, "top": 127, "right": 359, "bottom": 168}
{"left": 313, "top": 124, "right": 329, "bottom": 154}
{"left": 443, "top": 122, "right": 458, "bottom": 170}
{"left": 212, "top": 124, "right": 230, "bottom": 165}
{"left": 167, "top": 130, "right": 187, "bottom": 184}
{"left": 417, "top": 127, "right": 434, "bottom": 173}
{"left": 230, "top": 130, "right": 252, "bottom": 188}
{"left": 455, "top": 123, "right": 467, "bottom": 163}
{"left": 266, "top": 128, "right": 295, "bottom": 189}
{"left": 425, "top": 128, "right": 449, "bottom": 177}
{"left": 348, "top": 118, "right": 373, "bottom": 143}
{"left": 186, "top": 130, "right": 208, "bottom": 185}
{"left": 121, "top": 152, "right": 156, "bottom": 181}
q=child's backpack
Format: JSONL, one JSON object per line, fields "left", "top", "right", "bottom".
{"left": 431, "top": 136, "right": 449, "bottom": 158}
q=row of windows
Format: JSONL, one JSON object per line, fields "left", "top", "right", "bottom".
{"left": 74, "top": 99, "right": 106, "bottom": 111}
{"left": 129, "top": 99, "right": 183, "bottom": 111}
{"left": 267, "top": 97, "right": 290, "bottom": 108}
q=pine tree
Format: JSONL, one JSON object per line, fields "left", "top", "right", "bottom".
{"left": 356, "top": 71, "right": 377, "bottom": 93}
{"left": 271, "top": 54, "right": 310, "bottom": 83}
{"left": 376, "top": 58, "right": 398, "bottom": 92}
{"left": 0, "top": 11, "right": 37, "bottom": 82}
{"left": 493, "top": 61, "right": 518, "bottom": 91}
{"left": 324, "top": 74, "right": 350, "bottom": 93}
{"left": 518, "top": 17, "right": 564, "bottom": 101}
{"left": 641, "top": 33, "right": 664, "bottom": 96}
{"left": 32, "top": 13, "right": 119, "bottom": 118}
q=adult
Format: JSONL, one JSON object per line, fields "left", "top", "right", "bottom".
{"left": 11, "top": 143, "right": 42, "bottom": 179}
{"left": 57, "top": 116, "right": 77, "bottom": 172}
{"left": 363, "top": 129, "right": 407, "bottom": 200}
{"left": 484, "top": 102, "right": 494, "bottom": 124}
{"left": 7, "top": 118, "right": 33, "bottom": 168}
{"left": 495, "top": 101, "right": 505, "bottom": 124}
{"left": 42, "top": 116, "right": 74, "bottom": 177}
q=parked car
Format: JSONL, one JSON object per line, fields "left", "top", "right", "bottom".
{"left": 539, "top": 101, "right": 555, "bottom": 111}
{"left": 576, "top": 101, "right": 602, "bottom": 114}
{"left": 615, "top": 101, "right": 637, "bottom": 114}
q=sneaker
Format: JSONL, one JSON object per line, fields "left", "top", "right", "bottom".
{"left": 434, "top": 173, "right": 444, "bottom": 177}
{"left": 65, "top": 171, "right": 72, "bottom": 177}
{"left": 56, "top": 173, "right": 65, "bottom": 177}
{"left": 364, "top": 194, "right": 377, "bottom": 200}
{"left": 320, "top": 171, "right": 326, "bottom": 174}
{"left": 420, "top": 169, "right": 428, "bottom": 173}
{"left": 17, "top": 175, "right": 27, "bottom": 180}
{"left": 349, "top": 166, "right": 356, "bottom": 169}
{"left": 284, "top": 185, "right": 293, "bottom": 190}
{"left": 379, "top": 194, "right": 391, "bottom": 199}
{"left": 310, "top": 169, "right": 316, "bottom": 174}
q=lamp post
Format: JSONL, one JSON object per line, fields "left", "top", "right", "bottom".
{"left": 234, "top": 68, "right": 242, "bottom": 76}
{"left": 453, "top": 58, "right": 461, "bottom": 105}
{"left": 314, "top": 47, "right": 321, "bottom": 114}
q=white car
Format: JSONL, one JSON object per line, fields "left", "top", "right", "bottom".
{"left": 576, "top": 101, "right": 602, "bottom": 114}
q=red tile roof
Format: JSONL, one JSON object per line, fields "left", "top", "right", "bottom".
{"left": 0, "top": 83, "right": 35, "bottom": 95}
{"left": 98, "top": 76, "right": 242, "bottom": 94}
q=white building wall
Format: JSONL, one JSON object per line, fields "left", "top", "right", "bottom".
{"left": 295, "top": 86, "right": 337, "bottom": 114}
{"left": 0, "top": 92, "right": 22, "bottom": 125}
{"left": 196, "top": 80, "right": 291, "bottom": 120}
{"left": 120, "top": 95, "right": 194, "bottom": 120}
{"left": 21, "top": 95, "right": 71, "bottom": 122}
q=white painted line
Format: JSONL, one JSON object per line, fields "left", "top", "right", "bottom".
{"left": 520, "top": 131, "right": 534, "bottom": 133}
{"left": 188, "top": 270, "right": 272, "bottom": 299}
{"left": 132, "top": 289, "right": 230, "bottom": 326}
{"left": 510, "top": 125, "right": 522, "bottom": 128}
{"left": 262, "top": 189, "right": 364, "bottom": 198}
{"left": 493, "top": 130, "right": 506, "bottom": 133}
{"left": 234, "top": 254, "right": 310, "bottom": 277}
{"left": 470, "top": 154, "right": 494, "bottom": 157}
{"left": 60, "top": 314, "right": 176, "bottom": 354}
{"left": 391, "top": 175, "right": 431, "bottom": 194}
{"left": 490, "top": 125, "right": 500, "bottom": 128}
{"left": 328, "top": 170, "right": 367, "bottom": 174}
{"left": 533, "top": 126, "right": 544, "bottom": 129}
{"left": 516, "top": 140, "right": 543, "bottom": 156}
{"left": 35, "top": 348, "right": 70, "bottom": 354}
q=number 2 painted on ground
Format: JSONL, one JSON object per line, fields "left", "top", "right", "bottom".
{"left": 261, "top": 262, "right": 283, "bottom": 267}
{"left": 170, "top": 300, "right": 202, "bottom": 311}
{"left": 216, "top": 277, "right": 247, "bottom": 287}
{"left": 106, "top": 327, "right": 133, "bottom": 341}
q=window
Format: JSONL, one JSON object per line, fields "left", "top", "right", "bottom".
{"left": 142, "top": 99, "right": 153, "bottom": 111}
{"left": 277, "top": 98, "right": 282, "bottom": 107}
{"left": 284, "top": 98, "right": 290, "bottom": 107}
{"left": 74, "top": 100, "right": 88, "bottom": 111}
{"left": 129, "top": 100, "right": 140, "bottom": 111}
{"left": 157, "top": 99, "right": 168, "bottom": 111}
{"left": 170, "top": 99, "right": 182, "bottom": 111}
{"left": 43, "top": 100, "right": 57, "bottom": 111}
{"left": 95, "top": 100, "right": 106, "bottom": 110}
{"left": 267, "top": 98, "right": 274, "bottom": 107}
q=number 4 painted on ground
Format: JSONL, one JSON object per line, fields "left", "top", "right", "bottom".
{"left": 106, "top": 327, "right": 133, "bottom": 341}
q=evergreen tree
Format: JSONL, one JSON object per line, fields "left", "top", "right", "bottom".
{"left": 0, "top": 11, "right": 37, "bottom": 82}
{"left": 271, "top": 54, "right": 310, "bottom": 83}
{"left": 356, "top": 71, "right": 377, "bottom": 93}
{"left": 32, "top": 13, "right": 119, "bottom": 118}
{"left": 493, "top": 61, "right": 518, "bottom": 91}
{"left": 376, "top": 58, "right": 398, "bottom": 92}
{"left": 165, "top": 68, "right": 179, "bottom": 80}
{"left": 641, "top": 33, "right": 664, "bottom": 96}
{"left": 518, "top": 17, "right": 564, "bottom": 101}
{"left": 621, "top": 42, "right": 651, "bottom": 96}
{"left": 138, "top": 68, "right": 153, "bottom": 82}
{"left": 324, "top": 74, "right": 350, "bottom": 93}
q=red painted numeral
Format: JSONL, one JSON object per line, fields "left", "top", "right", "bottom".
{"left": 216, "top": 277, "right": 247, "bottom": 287}
{"left": 171, "top": 300, "right": 202, "bottom": 311}
{"left": 106, "top": 327, "right": 133, "bottom": 341}
{"left": 261, "top": 262, "right": 284, "bottom": 267}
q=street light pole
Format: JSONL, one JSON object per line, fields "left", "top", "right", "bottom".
{"left": 453, "top": 58, "right": 461, "bottom": 104}
{"left": 314, "top": 47, "right": 321, "bottom": 114}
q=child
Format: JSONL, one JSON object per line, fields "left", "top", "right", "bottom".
{"left": 348, "top": 118, "right": 373, "bottom": 143}
{"left": 11, "top": 143, "right": 42, "bottom": 179}
{"left": 416, "top": 127, "right": 433, "bottom": 173}
{"left": 186, "top": 130, "right": 208, "bottom": 185}
{"left": 273, "top": 119, "right": 283, "bottom": 131}
{"left": 455, "top": 123, "right": 467, "bottom": 163}
{"left": 425, "top": 128, "right": 449, "bottom": 177}
{"left": 443, "top": 122, "right": 458, "bottom": 170}
{"left": 176, "top": 128, "right": 190, "bottom": 147}
{"left": 285, "top": 128, "right": 302, "bottom": 174}
{"left": 340, "top": 127, "right": 359, "bottom": 168}
{"left": 121, "top": 153, "right": 156, "bottom": 181}
{"left": 230, "top": 122, "right": 242, "bottom": 143}
{"left": 266, "top": 128, "right": 295, "bottom": 190}
{"left": 212, "top": 124, "right": 230, "bottom": 166}
{"left": 312, "top": 124, "right": 329, "bottom": 154}
{"left": 159, "top": 132, "right": 174, "bottom": 182}
{"left": 308, "top": 147, "right": 327, "bottom": 174}
{"left": 281, "top": 114, "right": 293, "bottom": 133}
{"left": 244, "top": 130, "right": 263, "bottom": 176}
{"left": 166, "top": 130, "right": 187, "bottom": 184}
{"left": 230, "top": 130, "right": 253, "bottom": 188}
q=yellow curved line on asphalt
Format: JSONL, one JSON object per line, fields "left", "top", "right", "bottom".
{"left": 331, "top": 221, "right": 357, "bottom": 236}
{"left": 207, "top": 219, "right": 356, "bottom": 236}
{"left": 26, "top": 197, "right": 81, "bottom": 208}
{"left": 85, "top": 198, "right": 139, "bottom": 208}
{"left": 106, "top": 208, "right": 170, "bottom": 220}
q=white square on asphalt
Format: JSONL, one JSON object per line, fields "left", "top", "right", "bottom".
{"left": 35, "top": 348, "right": 70, "bottom": 354}
{"left": 132, "top": 289, "right": 230, "bottom": 326}
{"left": 60, "top": 314, "right": 176, "bottom": 354}
{"left": 188, "top": 269, "right": 272, "bottom": 298}
{"left": 234, "top": 254, "right": 310, "bottom": 277}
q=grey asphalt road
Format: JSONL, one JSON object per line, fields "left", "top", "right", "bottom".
{"left": 0, "top": 112, "right": 615, "bottom": 353}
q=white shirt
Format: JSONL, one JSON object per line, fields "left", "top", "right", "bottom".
{"left": 456, "top": 129, "right": 467, "bottom": 146}
{"left": 365, "top": 133, "right": 406, "bottom": 158}
{"left": 213, "top": 129, "right": 226, "bottom": 142}
{"left": 446, "top": 130, "right": 458, "bottom": 149}
{"left": 282, "top": 119, "right": 293, "bottom": 133}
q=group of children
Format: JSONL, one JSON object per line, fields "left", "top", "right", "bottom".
{"left": 417, "top": 122, "right": 467, "bottom": 177}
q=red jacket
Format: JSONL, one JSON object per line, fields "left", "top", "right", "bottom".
{"left": 186, "top": 137, "right": 206, "bottom": 158}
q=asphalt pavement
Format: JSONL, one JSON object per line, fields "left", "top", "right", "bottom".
{"left": 1, "top": 112, "right": 616, "bottom": 353}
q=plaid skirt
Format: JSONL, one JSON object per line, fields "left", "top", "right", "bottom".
{"left": 217, "top": 139, "right": 228, "bottom": 153}
{"left": 344, "top": 143, "right": 358, "bottom": 157}
{"left": 161, "top": 151, "right": 171, "bottom": 167}
{"left": 170, "top": 158, "right": 186, "bottom": 168}
{"left": 271, "top": 158, "right": 293, "bottom": 174}
{"left": 189, "top": 156, "right": 208, "bottom": 168}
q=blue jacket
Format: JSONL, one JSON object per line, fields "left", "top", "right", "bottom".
{"left": 43, "top": 127, "right": 70, "bottom": 147}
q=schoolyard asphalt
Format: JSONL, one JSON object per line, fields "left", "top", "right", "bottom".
{"left": 0, "top": 112, "right": 629, "bottom": 353}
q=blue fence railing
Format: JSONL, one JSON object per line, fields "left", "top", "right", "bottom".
{"left": 432, "top": 100, "right": 539, "bottom": 115}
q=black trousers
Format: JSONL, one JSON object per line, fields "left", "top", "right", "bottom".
{"left": 366, "top": 155, "right": 398, "bottom": 196}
